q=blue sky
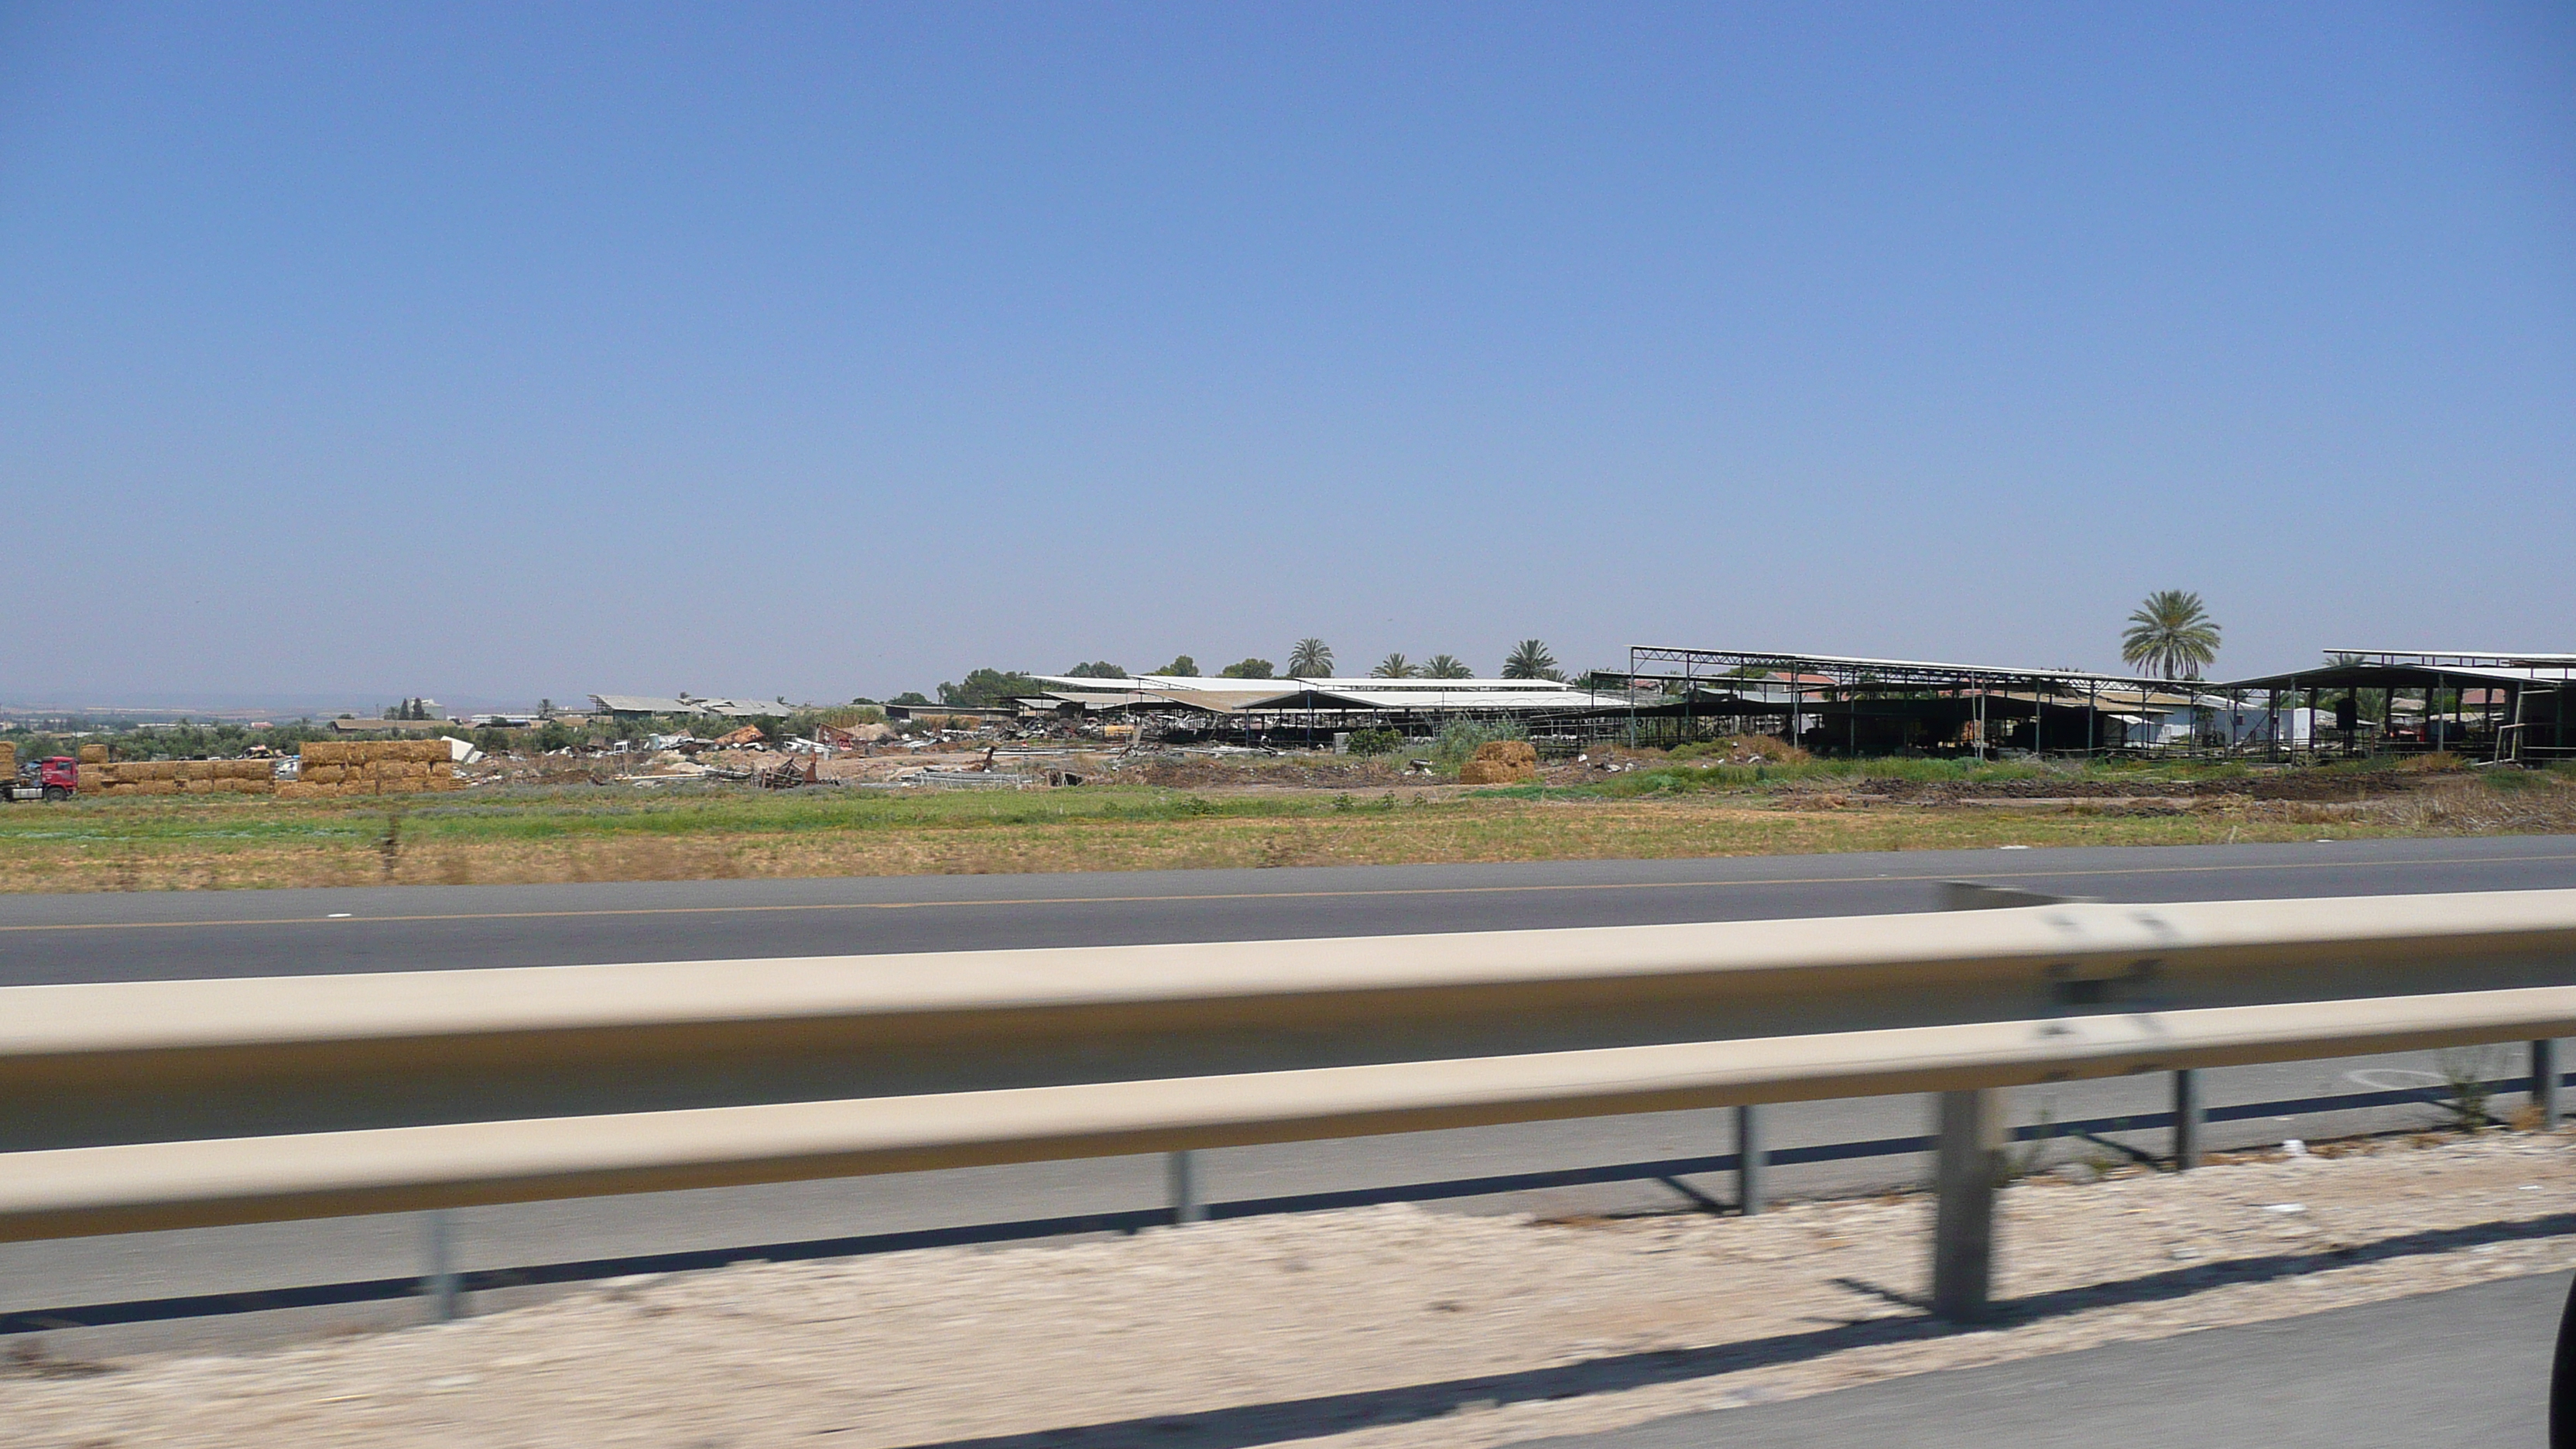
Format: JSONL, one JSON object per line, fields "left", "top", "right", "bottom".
{"left": 4, "top": 3, "right": 2570, "bottom": 709}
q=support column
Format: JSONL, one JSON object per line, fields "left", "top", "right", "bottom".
{"left": 1931, "top": 1088, "right": 2006, "bottom": 1321}
{"left": 2173, "top": 1068, "right": 2204, "bottom": 1170}
{"left": 422, "top": 1209, "right": 461, "bottom": 1324}
{"left": 1167, "top": 1150, "right": 1205, "bottom": 1225}
{"left": 2537, "top": 1040, "right": 2563, "bottom": 1131}
{"left": 1736, "top": 1104, "right": 1766, "bottom": 1216}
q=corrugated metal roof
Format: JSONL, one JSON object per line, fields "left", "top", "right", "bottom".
{"left": 1291, "top": 687, "right": 1623, "bottom": 712}
{"left": 2325, "top": 649, "right": 2576, "bottom": 667}
{"left": 1032, "top": 674, "right": 1576, "bottom": 694}
{"left": 591, "top": 694, "right": 695, "bottom": 714}
{"left": 2218, "top": 663, "right": 2574, "bottom": 692}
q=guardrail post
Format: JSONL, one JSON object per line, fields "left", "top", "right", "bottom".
{"left": 421, "top": 1208, "right": 460, "bottom": 1323}
{"left": 1167, "top": 1150, "right": 1204, "bottom": 1225}
{"left": 2173, "top": 1068, "right": 2204, "bottom": 1170}
{"left": 1931, "top": 1088, "right": 2004, "bottom": 1321}
{"left": 2537, "top": 1040, "right": 2563, "bottom": 1130}
{"left": 1736, "top": 1104, "right": 1766, "bottom": 1216}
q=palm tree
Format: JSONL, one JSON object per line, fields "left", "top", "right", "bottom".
{"left": 1372, "top": 652, "right": 1418, "bottom": 679}
{"left": 1502, "top": 639, "right": 1561, "bottom": 681}
{"left": 1421, "top": 653, "right": 1471, "bottom": 679}
{"left": 1287, "top": 638, "right": 1333, "bottom": 677}
{"left": 2121, "top": 591, "right": 2221, "bottom": 680}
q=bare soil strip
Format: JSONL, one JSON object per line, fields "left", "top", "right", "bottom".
{"left": 7, "top": 1132, "right": 2571, "bottom": 1448}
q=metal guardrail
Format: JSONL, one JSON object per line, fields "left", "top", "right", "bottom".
{"left": 2, "top": 1071, "right": 2547, "bottom": 1338}
{"left": 3, "top": 889, "right": 2573, "bottom": 1322}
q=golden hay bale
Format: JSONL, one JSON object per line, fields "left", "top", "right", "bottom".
{"left": 275, "top": 781, "right": 322, "bottom": 800}
{"left": 299, "top": 742, "right": 344, "bottom": 764}
{"left": 380, "top": 761, "right": 427, "bottom": 780}
{"left": 303, "top": 765, "right": 343, "bottom": 785}
{"left": 76, "top": 765, "right": 104, "bottom": 789}
{"left": 135, "top": 779, "right": 180, "bottom": 796}
{"left": 424, "top": 772, "right": 460, "bottom": 791}
{"left": 240, "top": 779, "right": 274, "bottom": 795}
{"left": 1470, "top": 740, "right": 1539, "bottom": 768}
{"left": 411, "top": 739, "right": 450, "bottom": 762}
{"left": 1457, "top": 758, "right": 1537, "bottom": 785}
{"left": 0, "top": 742, "right": 15, "bottom": 772}
{"left": 79, "top": 744, "right": 110, "bottom": 764}
{"left": 426, "top": 760, "right": 454, "bottom": 778}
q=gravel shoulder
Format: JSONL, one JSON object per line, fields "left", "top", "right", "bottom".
{"left": 8, "top": 1132, "right": 2574, "bottom": 1448}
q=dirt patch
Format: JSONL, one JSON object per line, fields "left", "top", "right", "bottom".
{"left": 7, "top": 1132, "right": 2572, "bottom": 1448}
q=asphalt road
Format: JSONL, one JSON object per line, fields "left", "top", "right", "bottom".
{"left": 9, "top": 835, "right": 2576, "bottom": 985}
{"left": 4, "top": 837, "right": 2571, "bottom": 1351}
{"left": 1525, "top": 1269, "right": 2569, "bottom": 1447}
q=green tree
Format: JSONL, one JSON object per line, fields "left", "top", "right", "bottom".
{"left": 1502, "top": 639, "right": 1561, "bottom": 680}
{"left": 2120, "top": 591, "right": 2222, "bottom": 680}
{"left": 1372, "top": 652, "right": 1418, "bottom": 678}
{"left": 936, "top": 669, "right": 1041, "bottom": 707}
{"left": 1420, "top": 653, "right": 1472, "bottom": 679}
{"left": 1218, "top": 657, "right": 1276, "bottom": 679}
{"left": 1063, "top": 660, "right": 1126, "bottom": 679}
{"left": 1287, "top": 638, "right": 1333, "bottom": 676}
{"left": 1147, "top": 655, "right": 1201, "bottom": 677}
{"left": 889, "top": 691, "right": 931, "bottom": 707}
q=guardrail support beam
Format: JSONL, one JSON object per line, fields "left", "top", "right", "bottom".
{"left": 421, "top": 1208, "right": 460, "bottom": 1323}
{"left": 2537, "top": 1040, "right": 2563, "bottom": 1131}
{"left": 1167, "top": 1150, "right": 1204, "bottom": 1226}
{"left": 1736, "top": 1104, "right": 1766, "bottom": 1216}
{"left": 2173, "top": 1068, "right": 2204, "bottom": 1170}
{"left": 1931, "top": 1088, "right": 2004, "bottom": 1322}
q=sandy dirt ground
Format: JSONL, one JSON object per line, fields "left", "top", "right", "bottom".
{"left": 7, "top": 1132, "right": 2573, "bottom": 1448}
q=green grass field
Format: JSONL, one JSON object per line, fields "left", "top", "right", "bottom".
{"left": 6, "top": 759, "right": 2571, "bottom": 892}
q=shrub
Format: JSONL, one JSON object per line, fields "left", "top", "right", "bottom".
{"left": 1429, "top": 718, "right": 1525, "bottom": 766}
{"left": 1346, "top": 728, "right": 1406, "bottom": 755}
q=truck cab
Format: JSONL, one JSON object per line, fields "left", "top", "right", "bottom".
{"left": 5, "top": 756, "right": 77, "bottom": 802}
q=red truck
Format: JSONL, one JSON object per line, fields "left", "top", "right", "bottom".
{"left": 2, "top": 757, "right": 79, "bottom": 802}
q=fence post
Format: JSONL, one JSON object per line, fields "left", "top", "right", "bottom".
{"left": 1931, "top": 1088, "right": 2005, "bottom": 1321}
{"left": 1167, "top": 1150, "right": 1204, "bottom": 1225}
{"left": 422, "top": 1208, "right": 460, "bottom": 1323}
{"left": 2173, "top": 1068, "right": 2204, "bottom": 1170}
{"left": 2537, "top": 1040, "right": 2563, "bottom": 1131}
{"left": 1736, "top": 1104, "right": 1766, "bottom": 1216}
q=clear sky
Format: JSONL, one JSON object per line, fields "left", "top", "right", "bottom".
{"left": 4, "top": 3, "right": 2571, "bottom": 710}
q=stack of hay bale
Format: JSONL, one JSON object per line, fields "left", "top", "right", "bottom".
{"left": 77, "top": 743, "right": 280, "bottom": 796}
{"left": 1454, "top": 739, "right": 1539, "bottom": 785}
{"left": 0, "top": 741, "right": 15, "bottom": 777}
{"left": 281, "top": 739, "right": 458, "bottom": 798}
